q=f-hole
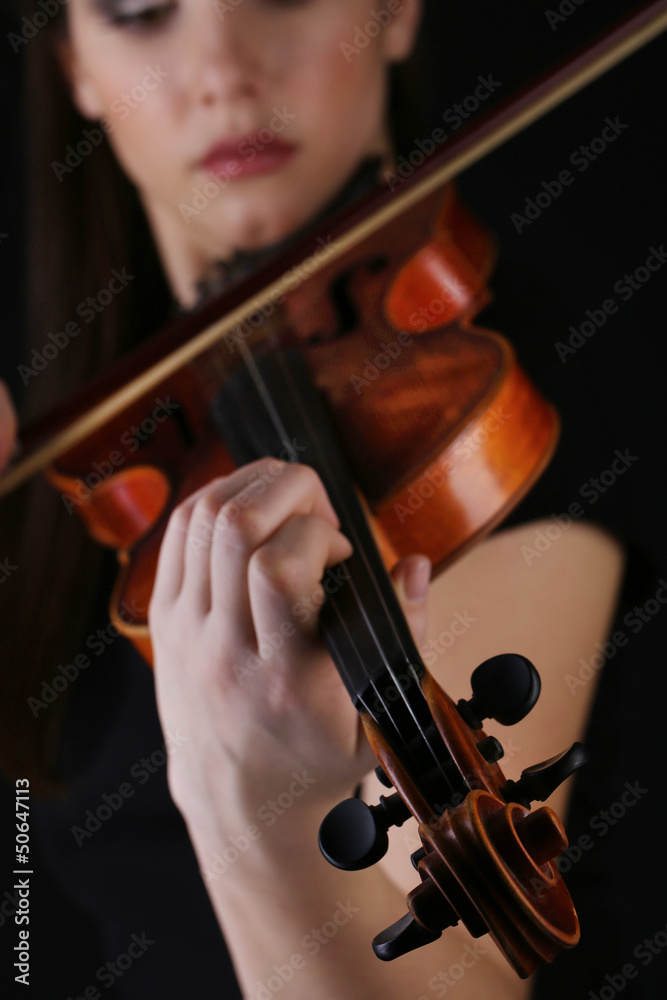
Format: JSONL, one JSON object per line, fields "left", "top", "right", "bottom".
{"left": 131, "top": 401, "right": 195, "bottom": 452}
{"left": 307, "top": 255, "right": 390, "bottom": 345}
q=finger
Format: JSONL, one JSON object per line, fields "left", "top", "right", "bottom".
{"left": 151, "top": 470, "right": 239, "bottom": 609}
{"left": 158, "top": 460, "right": 317, "bottom": 612}
{"left": 179, "top": 462, "right": 287, "bottom": 612}
{"left": 151, "top": 501, "right": 197, "bottom": 608}
{"left": 390, "top": 554, "right": 431, "bottom": 649}
{"left": 209, "top": 462, "right": 343, "bottom": 632}
{"left": 181, "top": 489, "right": 225, "bottom": 611}
{"left": 246, "top": 513, "right": 353, "bottom": 650}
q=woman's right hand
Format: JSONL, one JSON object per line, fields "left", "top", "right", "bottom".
{"left": 0, "top": 380, "right": 17, "bottom": 473}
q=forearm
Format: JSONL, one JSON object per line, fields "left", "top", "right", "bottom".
{"left": 186, "top": 810, "right": 526, "bottom": 1000}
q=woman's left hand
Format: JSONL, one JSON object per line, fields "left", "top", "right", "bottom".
{"left": 148, "top": 457, "right": 430, "bottom": 871}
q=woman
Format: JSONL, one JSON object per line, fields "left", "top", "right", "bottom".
{"left": 1, "top": 1, "right": 629, "bottom": 997}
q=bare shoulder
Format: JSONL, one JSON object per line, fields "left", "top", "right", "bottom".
{"left": 366, "top": 516, "right": 624, "bottom": 814}
{"left": 421, "top": 516, "right": 625, "bottom": 796}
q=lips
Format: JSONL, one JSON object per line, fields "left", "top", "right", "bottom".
{"left": 199, "top": 132, "right": 297, "bottom": 180}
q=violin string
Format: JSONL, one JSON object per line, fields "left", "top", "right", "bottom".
{"left": 273, "top": 358, "right": 450, "bottom": 783}
{"left": 235, "top": 337, "right": 451, "bottom": 784}
{"left": 233, "top": 341, "right": 396, "bottom": 731}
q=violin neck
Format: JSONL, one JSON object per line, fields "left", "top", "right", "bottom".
{"left": 212, "top": 340, "right": 455, "bottom": 793}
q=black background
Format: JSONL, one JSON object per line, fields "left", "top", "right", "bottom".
{"left": 1, "top": 1, "right": 666, "bottom": 998}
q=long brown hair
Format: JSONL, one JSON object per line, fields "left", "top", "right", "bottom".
{"left": 2, "top": 1, "right": 170, "bottom": 790}
{"left": 1, "top": 0, "right": 427, "bottom": 789}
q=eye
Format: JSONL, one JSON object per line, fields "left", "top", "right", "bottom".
{"left": 258, "top": 0, "right": 319, "bottom": 8}
{"left": 97, "top": 0, "right": 178, "bottom": 33}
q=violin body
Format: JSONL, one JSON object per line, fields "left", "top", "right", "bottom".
{"left": 46, "top": 184, "right": 557, "bottom": 661}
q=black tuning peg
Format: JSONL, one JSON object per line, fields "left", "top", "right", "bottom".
{"left": 372, "top": 874, "right": 459, "bottom": 960}
{"left": 457, "top": 653, "right": 541, "bottom": 728}
{"left": 373, "top": 913, "right": 442, "bottom": 961}
{"left": 319, "top": 793, "right": 412, "bottom": 871}
{"left": 410, "top": 847, "right": 427, "bottom": 870}
{"left": 503, "top": 742, "right": 590, "bottom": 808}
{"left": 375, "top": 764, "right": 393, "bottom": 788}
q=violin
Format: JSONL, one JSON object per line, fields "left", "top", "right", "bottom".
{"left": 2, "top": 0, "right": 666, "bottom": 979}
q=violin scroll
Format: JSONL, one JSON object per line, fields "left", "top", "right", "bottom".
{"left": 373, "top": 789, "right": 579, "bottom": 973}
{"left": 321, "top": 655, "right": 588, "bottom": 976}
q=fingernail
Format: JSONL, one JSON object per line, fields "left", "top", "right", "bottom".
{"left": 404, "top": 556, "right": 431, "bottom": 603}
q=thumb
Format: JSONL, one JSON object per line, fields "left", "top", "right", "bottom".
{"left": 390, "top": 554, "right": 431, "bottom": 648}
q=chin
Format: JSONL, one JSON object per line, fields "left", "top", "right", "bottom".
{"left": 204, "top": 197, "right": 316, "bottom": 255}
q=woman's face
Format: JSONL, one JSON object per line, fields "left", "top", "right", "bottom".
{"left": 63, "top": 0, "right": 421, "bottom": 302}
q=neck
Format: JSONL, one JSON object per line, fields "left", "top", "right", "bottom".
{"left": 142, "top": 155, "right": 389, "bottom": 313}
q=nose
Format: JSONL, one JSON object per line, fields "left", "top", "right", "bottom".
{"left": 186, "top": 5, "right": 267, "bottom": 106}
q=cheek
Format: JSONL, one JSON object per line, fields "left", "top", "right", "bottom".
{"left": 283, "top": 8, "right": 390, "bottom": 132}
{"left": 299, "top": 45, "right": 388, "bottom": 154}
{"left": 102, "top": 74, "right": 183, "bottom": 191}
{"left": 65, "top": 13, "right": 182, "bottom": 192}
